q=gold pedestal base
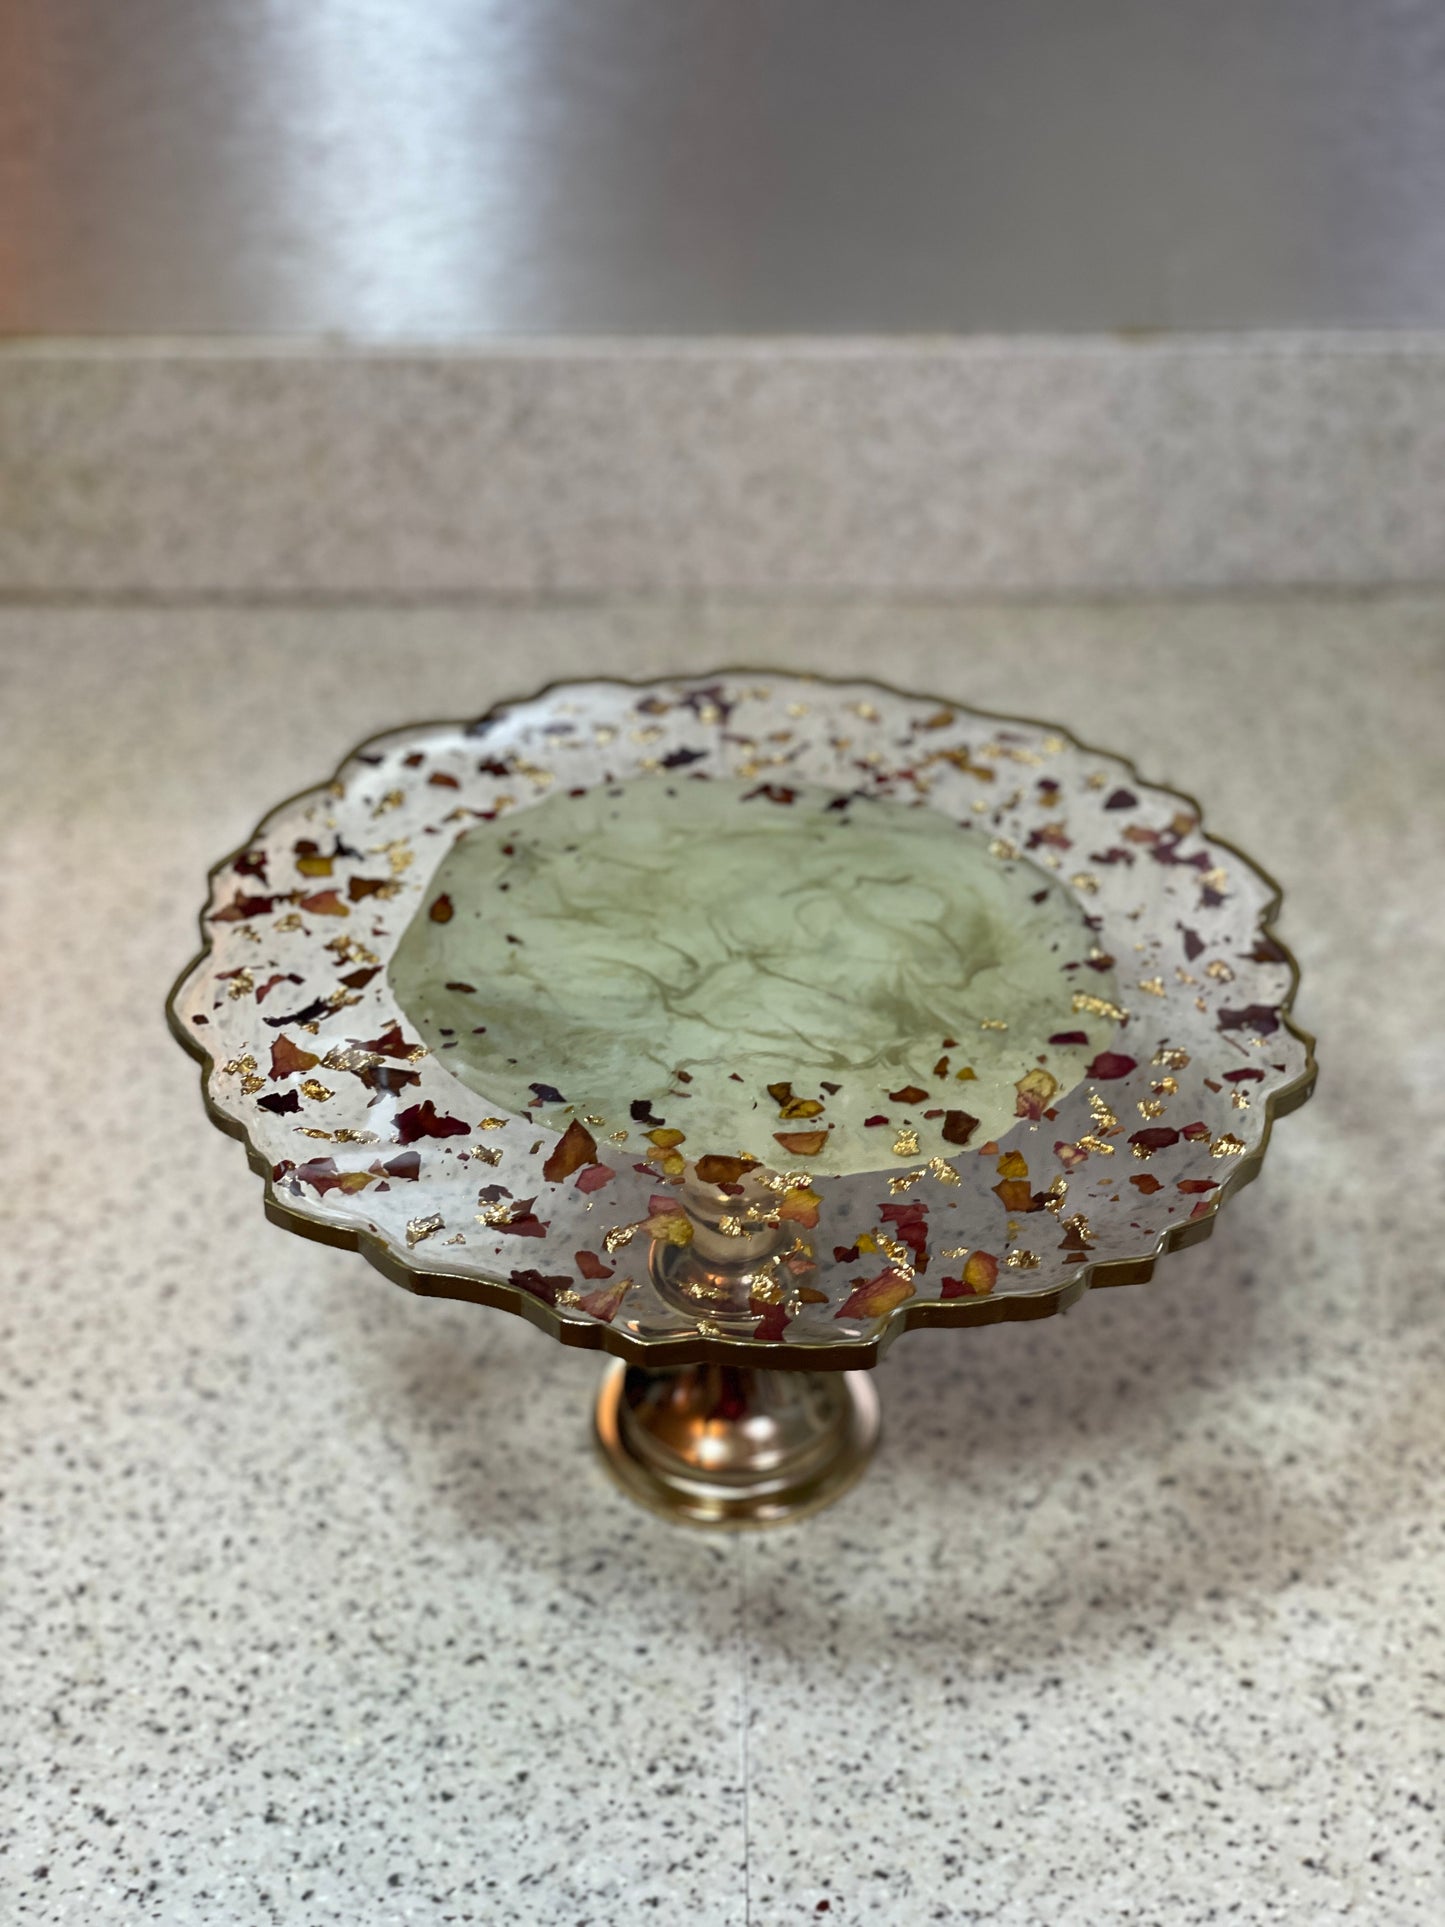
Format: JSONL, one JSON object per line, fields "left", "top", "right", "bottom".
{"left": 594, "top": 1360, "right": 880, "bottom": 1528}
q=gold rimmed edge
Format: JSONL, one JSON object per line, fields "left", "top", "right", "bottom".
{"left": 165, "top": 665, "right": 1319, "bottom": 1372}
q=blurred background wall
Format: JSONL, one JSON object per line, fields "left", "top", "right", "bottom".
{"left": 2, "top": 1, "right": 1443, "bottom": 598}
{"left": 5, "top": 0, "right": 1445, "bottom": 335}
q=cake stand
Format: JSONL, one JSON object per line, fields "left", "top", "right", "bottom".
{"left": 167, "top": 672, "right": 1316, "bottom": 1526}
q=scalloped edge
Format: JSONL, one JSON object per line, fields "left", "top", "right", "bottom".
{"left": 166, "top": 667, "right": 1318, "bottom": 1371}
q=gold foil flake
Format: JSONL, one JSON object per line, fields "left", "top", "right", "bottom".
{"left": 1073, "top": 991, "right": 1127, "bottom": 1021}
{"left": 594, "top": 724, "right": 617, "bottom": 745}
{"left": 979, "top": 1018, "right": 1008, "bottom": 1032}
{"left": 583, "top": 1115, "right": 606, "bottom": 1127}
{"left": 1071, "top": 873, "right": 1101, "bottom": 895}
{"left": 512, "top": 760, "right": 555, "bottom": 788}
{"left": 1137, "top": 1098, "right": 1165, "bottom": 1120}
{"left": 1175, "top": 968, "right": 1199, "bottom": 986}
{"left": 1085, "top": 771, "right": 1108, "bottom": 789}
{"left": 220, "top": 1053, "right": 257, "bottom": 1079}
{"left": 1152, "top": 1076, "right": 1179, "bottom": 1096}
{"left": 787, "top": 702, "right": 809, "bottom": 718}
{"left": 1076, "top": 1134, "right": 1116, "bottom": 1156}
{"left": 321, "top": 1044, "right": 376, "bottom": 1076}
{"left": 294, "top": 1127, "right": 334, "bottom": 1140}
{"left": 1137, "top": 976, "right": 1166, "bottom": 998}
{"left": 1201, "top": 867, "right": 1228, "bottom": 891}
{"left": 406, "top": 1214, "right": 446, "bottom": 1247}
{"left": 1044, "top": 1175, "right": 1069, "bottom": 1214}
{"left": 1042, "top": 735, "right": 1065, "bottom": 755}
{"left": 631, "top": 725, "right": 664, "bottom": 745}
{"left": 300, "top": 1079, "right": 334, "bottom": 1102}
{"left": 554, "top": 1287, "right": 582, "bottom": 1308}
{"left": 988, "top": 838, "right": 1018, "bottom": 861}
{"left": 472, "top": 1145, "right": 502, "bottom": 1166}
{"left": 225, "top": 970, "right": 255, "bottom": 999}
{"left": 852, "top": 701, "right": 880, "bottom": 721}
{"left": 477, "top": 1117, "right": 507, "bottom": 1131}
{"left": 371, "top": 789, "right": 404, "bottom": 817}
{"left": 274, "top": 911, "right": 306, "bottom": 933}
{"left": 888, "top": 1168, "right": 927, "bottom": 1193}
{"left": 1152, "top": 1047, "right": 1190, "bottom": 1070}
{"left": 875, "top": 1235, "right": 914, "bottom": 1277}
{"left": 325, "top": 935, "right": 380, "bottom": 967}
{"left": 694, "top": 1320, "right": 723, "bottom": 1338}
{"left": 1004, "top": 1250, "right": 1041, "bottom": 1270}
{"left": 1231, "top": 1090, "right": 1251, "bottom": 1110}
{"left": 443, "top": 1233, "right": 467, "bottom": 1247}
{"left": 892, "top": 1126, "right": 921, "bottom": 1157}
{"left": 323, "top": 987, "right": 362, "bottom": 1012}
{"left": 1131, "top": 1141, "right": 1160, "bottom": 1161}
{"left": 1211, "top": 1134, "right": 1247, "bottom": 1157}
{"left": 332, "top": 1128, "right": 378, "bottom": 1145}
{"left": 927, "top": 1157, "right": 962, "bottom": 1186}
{"left": 1062, "top": 1213, "right": 1095, "bottom": 1245}
{"left": 1088, "top": 1092, "right": 1119, "bottom": 1129}
{"left": 1205, "top": 959, "right": 1236, "bottom": 982}
{"left": 604, "top": 1224, "right": 639, "bottom": 1254}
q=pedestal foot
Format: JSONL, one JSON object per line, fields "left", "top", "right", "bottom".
{"left": 594, "top": 1360, "right": 880, "bottom": 1528}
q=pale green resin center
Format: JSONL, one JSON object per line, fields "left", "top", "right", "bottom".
{"left": 389, "top": 778, "right": 1118, "bottom": 1176}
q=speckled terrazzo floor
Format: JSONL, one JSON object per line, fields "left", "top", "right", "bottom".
{"left": 3, "top": 595, "right": 1442, "bottom": 1926}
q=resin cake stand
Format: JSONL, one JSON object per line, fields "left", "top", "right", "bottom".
{"left": 168, "top": 673, "right": 1316, "bottom": 1526}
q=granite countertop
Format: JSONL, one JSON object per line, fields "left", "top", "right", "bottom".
{"left": 4, "top": 593, "right": 1442, "bottom": 1925}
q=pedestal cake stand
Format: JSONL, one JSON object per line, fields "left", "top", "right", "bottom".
{"left": 168, "top": 673, "right": 1316, "bottom": 1526}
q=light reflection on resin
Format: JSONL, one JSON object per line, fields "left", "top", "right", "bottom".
{"left": 389, "top": 778, "right": 1119, "bottom": 1176}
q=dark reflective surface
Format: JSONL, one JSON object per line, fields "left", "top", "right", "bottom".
{"left": 4, "top": 0, "right": 1445, "bottom": 334}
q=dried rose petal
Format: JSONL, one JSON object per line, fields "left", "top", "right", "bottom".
{"left": 1086, "top": 1052, "right": 1137, "bottom": 1080}
{"left": 542, "top": 1119, "right": 599, "bottom": 1183}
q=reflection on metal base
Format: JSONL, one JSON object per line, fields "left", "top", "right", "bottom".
{"left": 594, "top": 1360, "right": 880, "bottom": 1528}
